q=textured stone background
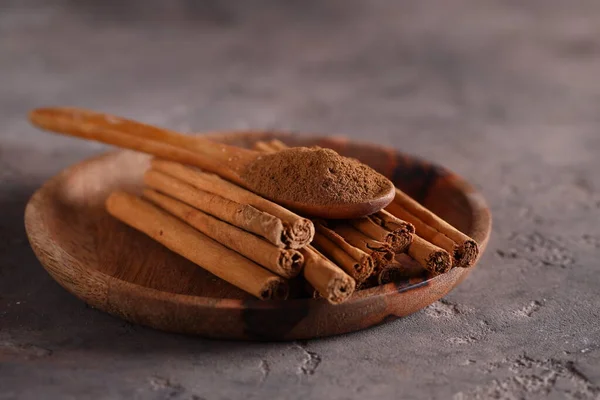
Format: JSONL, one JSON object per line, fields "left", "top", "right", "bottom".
{"left": 1, "top": 1, "right": 600, "bottom": 399}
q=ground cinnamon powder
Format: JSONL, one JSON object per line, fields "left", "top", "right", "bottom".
{"left": 242, "top": 147, "right": 391, "bottom": 205}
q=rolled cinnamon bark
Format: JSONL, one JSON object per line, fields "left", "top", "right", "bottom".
{"left": 331, "top": 224, "right": 394, "bottom": 268}
{"left": 144, "top": 169, "right": 286, "bottom": 248}
{"left": 408, "top": 235, "right": 452, "bottom": 275}
{"left": 252, "top": 140, "right": 276, "bottom": 153}
{"left": 370, "top": 210, "right": 411, "bottom": 233}
{"left": 265, "top": 139, "right": 289, "bottom": 151}
{"left": 371, "top": 210, "right": 450, "bottom": 274}
{"left": 387, "top": 190, "right": 479, "bottom": 268}
{"left": 376, "top": 253, "right": 430, "bottom": 285}
{"left": 151, "top": 159, "right": 314, "bottom": 249}
{"left": 143, "top": 189, "right": 303, "bottom": 279}
{"left": 376, "top": 262, "right": 405, "bottom": 285}
{"left": 311, "top": 223, "right": 374, "bottom": 283}
{"left": 106, "top": 191, "right": 288, "bottom": 300}
{"left": 350, "top": 217, "right": 414, "bottom": 253}
{"left": 301, "top": 246, "right": 355, "bottom": 305}
{"left": 358, "top": 254, "right": 426, "bottom": 289}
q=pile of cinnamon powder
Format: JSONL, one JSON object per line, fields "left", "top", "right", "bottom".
{"left": 242, "top": 147, "right": 391, "bottom": 205}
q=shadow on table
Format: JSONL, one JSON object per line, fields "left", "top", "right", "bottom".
{"left": 0, "top": 183, "right": 271, "bottom": 358}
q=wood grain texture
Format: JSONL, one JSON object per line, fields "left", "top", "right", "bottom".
{"left": 29, "top": 107, "right": 395, "bottom": 219}
{"left": 24, "top": 132, "right": 491, "bottom": 340}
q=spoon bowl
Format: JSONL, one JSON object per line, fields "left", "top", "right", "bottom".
{"left": 280, "top": 185, "right": 396, "bottom": 219}
{"left": 28, "top": 107, "right": 395, "bottom": 218}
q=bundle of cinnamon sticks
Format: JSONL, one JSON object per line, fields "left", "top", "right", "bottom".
{"left": 105, "top": 139, "right": 479, "bottom": 305}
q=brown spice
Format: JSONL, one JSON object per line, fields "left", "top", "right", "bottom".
{"left": 242, "top": 147, "right": 391, "bottom": 206}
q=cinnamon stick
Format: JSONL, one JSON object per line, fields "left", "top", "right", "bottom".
{"left": 143, "top": 189, "right": 303, "bottom": 279}
{"left": 311, "top": 223, "right": 374, "bottom": 283}
{"left": 376, "top": 253, "right": 430, "bottom": 285}
{"left": 331, "top": 224, "right": 394, "bottom": 268}
{"left": 105, "top": 191, "right": 288, "bottom": 300}
{"left": 265, "top": 139, "right": 289, "bottom": 151}
{"left": 252, "top": 140, "right": 277, "bottom": 153}
{"left": 350, "top": 217, "right": 414, "bottom": 253}
{"left": 144, "top": 169, "right": 287, "bottom": 248}
{"left": 387, "top": 189, "right": 479, "bottom": 268}
{"left": 408, "top": 235, "right": 452, "bottom": 275}
{"left": 376, "top": 262, "right": 405, "bottom": 285}
{"left": 370, "top": 210, "right": 411, "bottom": 233}
{"left": 371, "top": 209, "right": 450, "bottom": 275}
{"left": 151, "top": 159, "right": 314, "bottom": 249}
{"left": 301, "top": 246, "right": 355, "bottom": 304}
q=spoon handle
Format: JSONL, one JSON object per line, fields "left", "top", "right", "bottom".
{"left": 28, "top": 107, "right": 254, "bottom": 183}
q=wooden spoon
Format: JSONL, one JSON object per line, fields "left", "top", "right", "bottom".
{"left": 28, "top": 107, "right": 395, "bottom": 218}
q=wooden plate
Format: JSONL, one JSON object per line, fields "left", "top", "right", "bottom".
{"left": 24, "top": 132, "right": 491, "bottom": 340}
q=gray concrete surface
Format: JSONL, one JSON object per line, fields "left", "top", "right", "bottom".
{"left": 1, "top": 1, "right": 600, "bottom": 399}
